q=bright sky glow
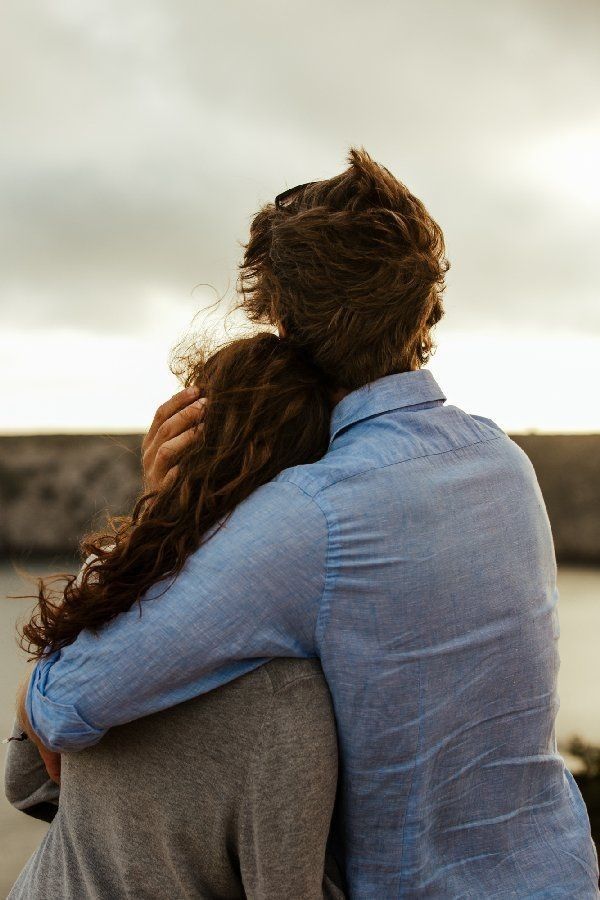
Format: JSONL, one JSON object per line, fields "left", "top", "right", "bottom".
{"left": 1, "top": 319, "right": 599, "bottom": 435}
{"left": 1, "top": 1, "right": 599, "bottom": 433}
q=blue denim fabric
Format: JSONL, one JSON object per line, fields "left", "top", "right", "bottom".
{"left": 27, "top": 369, "right": 599, "bottom": 898}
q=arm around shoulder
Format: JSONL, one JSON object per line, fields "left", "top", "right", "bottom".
{"left": 26, "top": 479, "right": 329, "bottom": 752}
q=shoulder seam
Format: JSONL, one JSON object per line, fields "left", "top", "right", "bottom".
{"left": 236, "top": 668, "right": 325, "bottom": 823}
{"left": 311, "top": 433, "right": 506, "bottom": 497}
{"left": 277, "top": 434, "right": 504, "bottom": 652}
{"left": 273, "top": 480, "right": 332, "bottom": 652}
{"left": 236, "top": 679, "right": 274, "bottom": 840}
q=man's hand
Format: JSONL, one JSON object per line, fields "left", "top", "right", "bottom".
{"left": 38, "top": 746, "right": 61, "bottom": 784}
{"left": 142, "top": 386, "right": 207, "bottom": 494}
{"left": 16, "top": 676, "right": 61, "bottom": 784}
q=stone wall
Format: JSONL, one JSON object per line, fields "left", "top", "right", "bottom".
{"left": 0, "top": 434, "right": 142, "bottom": 561}
{"left": 511, "top": 434, "right": 600, "bottom": 564}
{"left": 0, "top": 433, "right": 598, "bottom": 563}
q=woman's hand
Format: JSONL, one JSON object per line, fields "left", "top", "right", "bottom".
{"left": 142, "top": 386, "right": 207, "bottom": 494}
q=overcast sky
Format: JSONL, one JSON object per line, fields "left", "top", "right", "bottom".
{"left": 1, "top": 0, "right": 599, "bottom": 432}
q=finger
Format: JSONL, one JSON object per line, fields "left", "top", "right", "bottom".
{"left": 152, "top": 425, "right": 204, "bottom": 484}
{"left": 150, "top": 399, "right": 207, "bottom": 456}
{"left": 144, "top": 387, "right": 202, "bottom": 447}
{"left": 162, "top": 463, "right": 180, "bottom": 491}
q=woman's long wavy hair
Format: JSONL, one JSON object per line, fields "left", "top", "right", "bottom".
{"left": 17, "top": 144, "right": 448, "bottom": 659}
{"left": 18, "top": 333, "right": 331, "bottom": 659}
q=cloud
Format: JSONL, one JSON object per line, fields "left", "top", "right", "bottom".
{"left": 1, "top": 0, "right": 599, "bottom": 336}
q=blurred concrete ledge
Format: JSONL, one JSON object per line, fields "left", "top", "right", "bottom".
{"left": 0, "top": 433, "right": 599, "bottom": 563}
{"left": 0, "top": 434, "right": 142, "bottom": 561}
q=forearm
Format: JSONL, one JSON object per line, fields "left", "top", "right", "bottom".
{"left": 25, "top": 480, "right": 326, "bottom": 752}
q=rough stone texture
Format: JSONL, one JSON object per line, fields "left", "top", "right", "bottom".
{"left": 0, "top": 434, "right": 143, "bottom": 560}
{"left": 0, "top": 433, "right": 598, "bottom": 563}
{"left": 511, "top": 434, "right": 600, "bottom": 564}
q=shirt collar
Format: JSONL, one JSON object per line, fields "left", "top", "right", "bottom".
{"left": 329, "top": 368, "right": 446, "bottom": 444}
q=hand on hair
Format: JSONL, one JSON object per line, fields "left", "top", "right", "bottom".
{"left": 142, "top": 386, "right": 207, "bottom": 494}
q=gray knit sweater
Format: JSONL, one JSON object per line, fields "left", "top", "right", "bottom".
{"left": 5, "top": 657, "right": 347, "bottom": 899}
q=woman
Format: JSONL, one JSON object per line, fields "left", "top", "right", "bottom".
{"left": 5, "top": 332, "right": 347, "bottom": 899}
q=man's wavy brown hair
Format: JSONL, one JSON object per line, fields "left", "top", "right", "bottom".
{"left": 238, "top": 145, "right": 449, "bottom": 389}
{"left": 17, "top": 145, "right": 448, "bottom": 658}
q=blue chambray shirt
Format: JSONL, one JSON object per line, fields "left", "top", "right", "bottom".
{"left": 27, "top": 369, "right": 599, "bottom": 898}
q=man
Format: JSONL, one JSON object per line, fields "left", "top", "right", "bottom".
{"left": 19, "top": 147, "right": 599, "bottom": 897}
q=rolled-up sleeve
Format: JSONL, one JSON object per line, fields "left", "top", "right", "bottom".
{"left": 26, "top": 479, "right": 328, "bottom": 752}
{"left": 26, "top": 651, "right": 106, "bottom": 751}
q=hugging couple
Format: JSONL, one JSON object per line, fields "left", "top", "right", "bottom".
{"left": 5, "top": 147, "right": 599, "bottom": 899}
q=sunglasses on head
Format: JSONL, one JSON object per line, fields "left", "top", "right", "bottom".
{"left": 274, "top": 181, "right": 317, "bottom": 209}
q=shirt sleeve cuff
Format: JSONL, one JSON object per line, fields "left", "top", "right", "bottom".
{"left": 26, "top": 652, "right": 107, "bottom": 752}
